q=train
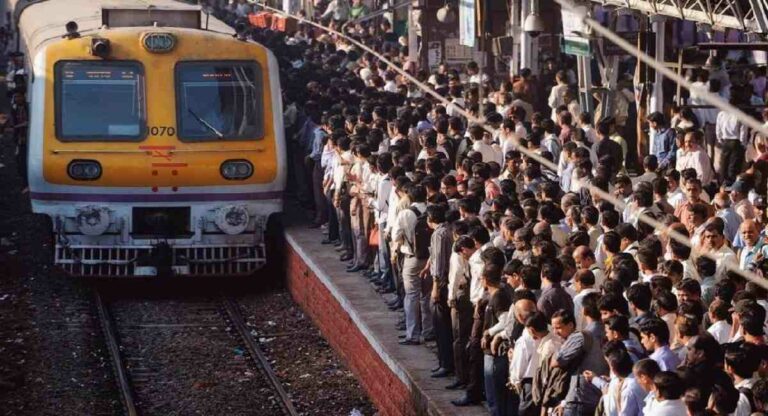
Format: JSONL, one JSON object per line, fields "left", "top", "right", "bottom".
{"left": 8, "top": 0, "right": 286, "bottom": 277}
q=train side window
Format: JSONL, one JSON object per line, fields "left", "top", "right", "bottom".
{"left": 175, "top": 61, "right": 264, "bottom": 142}
{"left": 55, "top": 61, "right": 146, "bottom": 141}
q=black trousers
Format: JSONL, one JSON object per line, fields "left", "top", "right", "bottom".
{"left": 431, "top": 285, "right": 454, "bottom": 371}
{"left": 450, "top": 297, "right": 473, "bottom": 385}
{"left": 324, "top": 188, "right": 339, "bottom": 241}
{"left": 15, "top": 142, "right": 26, "bottom": 187}
{"left": 519, "top": 378, "right": 539, "bottom": 416}
{"left": 337, "top": 195, "right": 353, "bottom": 254}
{"left": 465, "top": 303, "right": 485, "bottom": 401}
{"left": 719, "top": 140, "right": 744, "bottom": 186}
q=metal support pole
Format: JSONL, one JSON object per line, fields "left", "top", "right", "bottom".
{"left": 520, "top": 0, "right": 532, "bottom": 70}
{"left": 408, "top": 1, "right": 419, "bottom": 65}
{"left": 510, "top": 0, "right": 520, "bottom": 76}
{"left": 577, "top": 55, "right": 593, "bottom": 114}
{"left": 675, "top": 49, "right": 684, "bottom": 105}
{"left": 650, "top": 15, "right": 665, "bottom": 113}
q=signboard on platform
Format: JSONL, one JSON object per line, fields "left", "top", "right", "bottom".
{"left": 428, "top": 41, "right": 442, "bottom": 68}
{"left": 444, "top": 38, "right": 484, "bottom": 64}
{"left": 562, "top": 5, "right": 590, "bottom": 56}
{"left": 459, "top": 0, "right": 475, "bottom": 47}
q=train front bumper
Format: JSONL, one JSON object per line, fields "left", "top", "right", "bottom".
{"left": 54, "top": 242, "right": 266, "bottom": 277}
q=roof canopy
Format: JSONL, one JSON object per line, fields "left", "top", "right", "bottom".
{"left": 589, "top": 0, "right": 768, "bottom": 32}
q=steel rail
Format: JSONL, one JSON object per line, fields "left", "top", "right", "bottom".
{"left": 94, "top": 291, "right": 139, "bottom": 416}
{"left": 221, "top": 296, "right": 300, "bottom": 416}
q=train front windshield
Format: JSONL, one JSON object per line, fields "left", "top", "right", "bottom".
{"left": 55, "top": 61, "right": 145, "bottom": 141}
{"left": 176, "top": 62, "right": 263, "bottom": 141}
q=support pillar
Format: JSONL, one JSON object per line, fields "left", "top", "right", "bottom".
{"left": 577, "top": 55, "right": 594, "bottom": 115}
{"left": 408, "top": 1, "right": 419, "bottom": 65}
{"left": 509, "top": 0, "right": 520, "bottom": 77}
{"left": 649, "top": 15, "right": 665, "bottom": 113}
{"left": 519, "top": 0, "right": 538, "bottom": 72}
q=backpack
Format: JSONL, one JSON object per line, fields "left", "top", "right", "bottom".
{"left": 408, "top": 206, "right": 432, "bottom": 260}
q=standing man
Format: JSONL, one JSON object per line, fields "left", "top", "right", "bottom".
{"left": 304, "top": 106, "right": 326, "bottom": 228}
{"left": 481, "top": 265, "right": 514, "bottom": 415}
{"left": 716, "top": 96, "right": 749, "bottom": 185}
{"left": 701, "top": 221, "right": 737, "bottom": 281}
{"left": 550, "top": 309, "right": 609, "bottom": 416}
{"left": 648, "top": 112, "right": 677, "bottom": 171}
{"left": 394, "top": 185, "right": 432, "bottom": 345}
{"left": 423, "top": 204, "right": 455, "bottom": 377}
{"left": 447, "top": 235, "right": 476, "bottom": 392}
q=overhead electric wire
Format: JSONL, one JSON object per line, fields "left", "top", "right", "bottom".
{"left": 252, "top": 2, "right": 768, "bottom": 290}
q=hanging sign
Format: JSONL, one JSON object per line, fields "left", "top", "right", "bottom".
{"left": 459, "top": 0, "right": 475, "bottom": 47}
{"left": 561, "top": 5, "right": 590, "bottom": 56}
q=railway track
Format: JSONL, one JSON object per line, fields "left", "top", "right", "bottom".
{"left": 94, "top": 290, "right": 299, "bottom": 416}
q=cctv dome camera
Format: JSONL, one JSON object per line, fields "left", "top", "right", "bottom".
{"left": 523, "top": 13, "right": 545, "bottom": 37}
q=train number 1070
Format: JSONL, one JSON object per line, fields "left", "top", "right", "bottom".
{"left": 149, "top": 126, "right": 176, "bottom": 136}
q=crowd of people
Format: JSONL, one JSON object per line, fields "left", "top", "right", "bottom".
{"left": 208, "top": 3, "right": 768, "bottom": 416}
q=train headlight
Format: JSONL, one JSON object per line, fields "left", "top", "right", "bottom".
{"left": 220, "top": 160, "right": 253, "bottom": 180}
{"left": 68, "top": 160, "right": 102, "bottom": 181}
{"left": 76, "top": 206, "right": 111, "bottom": 236}
{"left": 214, "top": 205, "right": 249, "bottom": 235}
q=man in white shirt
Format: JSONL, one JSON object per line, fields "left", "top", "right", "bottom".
{"left": 371, "top": 156, "right": 394, "bottom": 288}
{"left": 393, "top": 185, "right": 431, "bottom": 345}
{"left": 646, "top": 371, "right": 686, "bottom": 416}
{"left": 571, "top": 269, "right": 599, "bottom": 330}
{"left": 716, "top": 104, "right": 749, "bottom": 185}
{"left": 730, "top": 180, "right": 756, "bottom": 221}
{"left": 472, "top": 130, "right": 503, "bottom": 165}
{"left": 724, "top": 343, "right": 760, "bottom": 416}
{"left": 665, "top": 171, "right": 686, "bottom": 209}
{"left": 469, "top": 230, "right": 493, "bottom": 306}
{"left": 447, "top": 236, "right": 476, "bottom": 391}
{"left": 675, "top": 131, "right": 714, "bottom": 188}
{"left": 548, "top": 70, "right": 569, "bottom": 122}
{"left": 706, "top": 299, "right": 732, "bottom": 344}
{"left": 633, "top": 358, "right": 661, "bottom": 416}
{"left": 700, "top": 221, "right": 737, "bottom": 281}
{"left": 518, "top": 310, "right": 561, "bottom": 416}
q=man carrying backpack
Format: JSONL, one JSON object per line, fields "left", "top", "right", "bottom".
{"left": 394, "top": 184, "right": 433, "bottom": 345}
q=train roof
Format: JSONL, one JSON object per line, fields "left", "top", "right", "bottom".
{"left": 9, "top": 0, "right": 234, "bottom": 59}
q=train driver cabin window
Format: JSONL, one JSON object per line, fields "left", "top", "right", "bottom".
{"left": 56, "top": 61, "right": 145, "bottom": 141}
{"left": 176, "top": 62, "right": 264, "bottom": 141}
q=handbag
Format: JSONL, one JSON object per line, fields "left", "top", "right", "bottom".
{"left": 368, "top": 225, "right": 379, "bottom": 247}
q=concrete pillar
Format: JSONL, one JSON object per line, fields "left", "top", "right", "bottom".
{"left": 577, "top": 55, "right": 593, "bottom": 114}
{"left": 408, "top": 2, "right": 419, "bottom": 65}
{"left": 649, "top": 15, "right": 665, "bottom": 113}
{"left": 520, "top": 0, "right": 533, "bottom": 70}
{"left": 509, "top": 0, "right": 520, "bottom": 77}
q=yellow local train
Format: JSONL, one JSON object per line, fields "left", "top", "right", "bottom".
{"left": 9, "top": 0, "right": 286, "bottom": 276}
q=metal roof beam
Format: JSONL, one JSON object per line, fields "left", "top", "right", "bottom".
{"left": 590, "top": 0, "right": 762, "bottom": 31}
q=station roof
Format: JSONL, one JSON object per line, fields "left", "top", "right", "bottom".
{"left": 589, "top": 0, "right": 768, "bottom": 32}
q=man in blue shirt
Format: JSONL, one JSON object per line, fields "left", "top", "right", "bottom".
{"left": 638, "top": 318, "right": 680, "bottom": 371}
{"left": 306, "top": 111, "right": 328, "bottom": 227}
{"left": 648, "top": 112, "right": 677, "bottom": 171}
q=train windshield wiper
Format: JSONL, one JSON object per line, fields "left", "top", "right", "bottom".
{"left": 187, "top": 108, "right": 224, "bottom": 139}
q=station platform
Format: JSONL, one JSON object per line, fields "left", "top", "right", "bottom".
{"left": 283, "top": 223, "right": 488, "bottom": 416}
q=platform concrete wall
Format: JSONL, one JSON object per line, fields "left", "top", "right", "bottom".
{"left": 284, "top": 239, "right": 418, "bottom": 416}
